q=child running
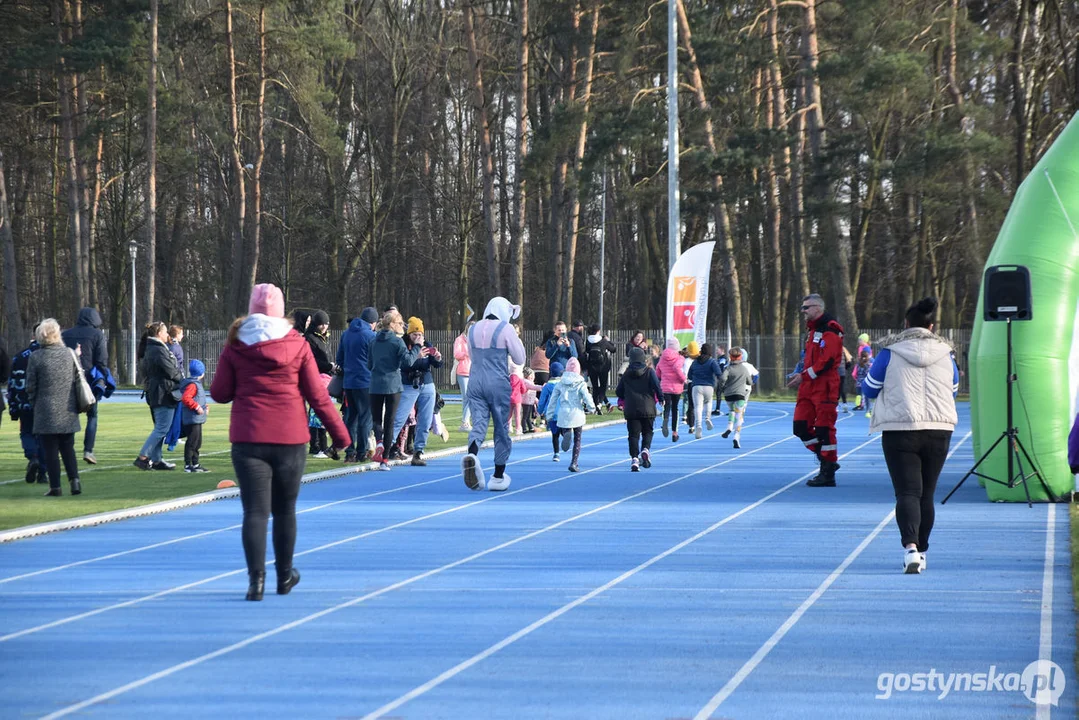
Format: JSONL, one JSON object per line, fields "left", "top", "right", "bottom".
{"left": 655, "top": 337, "right": 687, "bottom": 441}
{"left": 854, "top": 349, "right": 874, "bottom": 417}
{"left": 717, "top": 347, "right": 755, "bottom": 449}
{"left": 686, "top": 343, "right": 726, "bottom": 439}
{"left": 616, "top": 346, "right": 662, "bottom": 471}
{"left": 537, "top": 362, "right": 565, "bottom": 460}
{"left": 546, "top": 357, "right": 596, "bottom": 472}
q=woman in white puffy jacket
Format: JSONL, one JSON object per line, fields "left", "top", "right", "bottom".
{"left": 547, "top": 357, "right": 596, "bottom": 472}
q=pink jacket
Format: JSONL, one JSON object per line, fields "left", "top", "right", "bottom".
{"left": 453, "top": 334, "right": 471, "bottom": 377}
{"left": 655, "top": 348, "right": 687, "bottom": 394}
{"left": 509, "top": 373, "right": 541, "bottom": 404}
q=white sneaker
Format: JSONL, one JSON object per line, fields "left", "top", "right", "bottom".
{"left": 313, "top": 451, "right": 329, "bottom": 459}
{"left": 840, "top": 403, "right": 850, "bottom": 414}
{"left": 903, "top": 549, "right": 923, "bottom": 574}
{"left": 440, "top": 426, "right": 450, "bottom": 442}
{"left": 552, "top": 453, "right": 560, "bottom": 462}
{"left": 705, "top": 418, "right": 714, "bottom": 431}
{"left": 458, "top": 423, "right": 471, "bottom": 433}
{"left": 920, "top": 553, "right": 927, "bottom": 571}
{"left": 695, "top": 428, "right": 703, "bottom": 440}
{"left": 462, "top": 453, "right": 485, "bottom": 491}
{"left": 487, "top": 473, "right": 511, "bottom": 492}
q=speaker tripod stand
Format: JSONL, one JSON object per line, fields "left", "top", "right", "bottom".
{"left": 942, "top": 318, "right": 1057, "bottom": 507}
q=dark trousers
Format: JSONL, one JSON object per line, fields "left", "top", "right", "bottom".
{"left": 39, "top": 433, "right": 78, "bottom": 490}
{"left": 662, "top": 393, "right": 680, "bottom": 431}
{"left": 309, "top": 427, "right": 328, "bottom": 454}
{"left": 522, "top": 403, "right": 535, "bottom": 433}
{"left": 534, "top": 371, "right": 549, "bottom": 386}
{"left": 627, "top": 417, "right": 655, "bottom": 458}
{"left": 549, "top": 420, "right": 561, "bottom": 453}
{"left": 232, "top": 442, "right": 307, "bottom": 576}
{"left": 590, "top": 372, "right": 609, "bottom": 409}
{"left": 82, "top": 402, "right": 98, "bottom": 453}
{"left": 344, "top": 387, "right": 372, "bottom": 457}
{"left": 562, "top": 426, "right": 583, "bottom": 465}
{"left": 371, "top": 392, "right": 400, "bottom": 446}
{"left": 184, "top": 423, "right": 203, "bottom": 467}
{"left": 19, "top": 414, "right": 40, "bottom": 461}
{"left": 881, "top": 430, "right": 952, "bottom": 551}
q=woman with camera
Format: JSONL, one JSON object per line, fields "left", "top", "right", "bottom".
{"left": 862, "top": 297, "right": 959, "bottom": 574}
{"left": 389, "top": 316, "right": 442, "bottom": 467}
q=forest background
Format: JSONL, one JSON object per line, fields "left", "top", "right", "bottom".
{"left": 0, "top": 0, "right": 1075, "bottom": 371}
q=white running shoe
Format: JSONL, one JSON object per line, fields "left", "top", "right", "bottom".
{"left": 552, "top": 453, "right": 560, "bottom": 462}
{"left": 462, "top": 453, "right": 486, "bottom": 491}
{"left": 313, "top": 451, "right": 329, "bottom": 459}
{"left": 920, "top": 553, "right": 927, "bottom": 571}
{"left": 903, "top": 549, "right": 923, "bottom": 574}
{"left": 458, "top": 423, "right": 471, "bottom": 433}
{"left": 695, "top": 427, "right": 703, "bottom": 440}
{"left": 487, "top": 473, "right": 511, "bottom": 492}
{"left": 705, "top": 418, "right": 714, "bottom": 431}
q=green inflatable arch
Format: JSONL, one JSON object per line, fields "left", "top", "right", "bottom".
{"left": 969, "top": 112, "right": 1079, "bottom": 501}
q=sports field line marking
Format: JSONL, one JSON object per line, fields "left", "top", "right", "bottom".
{"left": 694, "top": 431, "right": 972, "bottom": 719}
{"left": 0, "top": 450, "right": 234, "bottom": 485}
{"left": 357, "top": 432, "right": 882, "bottom": 720}
{"left": 39, "top": 416, "right": 802, "bottom": 719}
{"left": 2, "top": 414, "right": 788, "bottom": 643}
{"left": 0, "top": 436, "right": 623, "bottom": 586}
{"left": 1036, "top": 501, "right": 1055, "bottom": 720}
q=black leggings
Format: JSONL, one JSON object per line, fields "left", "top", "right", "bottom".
{"left": 184, "top": 423, "right": 203, "bottom": 467}
{"left": 232, "top": 442, "right": 307, "bottom": 576}
{"left": 590, "top": 373, "right": 609, "bottom": 408}
{"left": 881, "top": 430, "right": 952, "bottom": 552}
{"left": 38, "top": 433, "right": 78, "bottom": 490}
{"left": 370, "top": 392, "right": 401, "bottom": 446}
{"left": 563, "top": 426, "right": 583, "bottom": 465}
{"left": 627, "top": 418, "right": 655, "bottom": 458}
{"left": 662, "top": 393, "right": 680, "bottom": 430}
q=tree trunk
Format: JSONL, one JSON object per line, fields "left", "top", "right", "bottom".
{"left": 562, "top": 1, "right": 600, "bottom": 321}
{"left": 464, "top": 2, "right": 501, "bottom": 298}
{"left": 0, "top": 150, "right": 23, "bottom": 345}
{"left": 246, "top": 2, "right": 267, "bottom": 305}
{"left": 509, "top": 0, "right": 529, "bottom": 310}
{"left": 225, "top": 0, "right": 247, "bottom": 318}
{"left": 676, "top": 0, "right": 743, "bottom": 335}
{"left": 146, "top": 0, "right": 158, "bottom": 322}
{"left": 54, "top": 0, "right": 85, "bottom": 311}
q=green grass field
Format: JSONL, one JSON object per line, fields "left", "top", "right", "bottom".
{"left": 0, "top": 399, "right": 615, "bottom": 532}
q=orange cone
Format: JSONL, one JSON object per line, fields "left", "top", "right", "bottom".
{"left": 216, "top": 479, "right": 237, "bottom": 489}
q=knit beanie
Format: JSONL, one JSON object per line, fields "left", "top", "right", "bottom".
{"left": 407, "top": 316, "right": 425, "bottom": 335}
{"left": 629, "top": 347, "right": 646, "bottom": 364}
{"left": 360, "top": 307, "right": 379, "bottom": 324}
{"left": 566, "top": 358, "right": 581, "bottom": 374}
{"left": 687, "top": 341, "right": 700, "bottom": 358}
{"left": 549, "top": 361, "right": 565, "bottom": 378}
{"left": 249, "top": 283, "right": 285, "bottom": 318}
{"left": 312, "top": 310, "right": 330, "bottom": 327}
{"left": 666, "top": 337, "right": 680, "bottom": 351}
{"left": 188, "top": 359, "right": 206, "bottom": 378}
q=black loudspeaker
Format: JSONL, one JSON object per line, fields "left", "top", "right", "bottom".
{"left": 983, "top": 265, "right": 1032, "bottom": 321}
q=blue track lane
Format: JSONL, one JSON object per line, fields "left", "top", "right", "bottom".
{"left": 0, "top": 402, "right": 1073, "bottom": 719}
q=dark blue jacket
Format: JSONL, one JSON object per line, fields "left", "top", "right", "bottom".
{"left": 400, "top": 340, "right": 443, "bottom": 387}
{"left": 337, "top": 318, "right": 377, "bottom": 390}
{"left": 544, "top": 336, "right": 578, "bottom": 365}
{"left": 7, "top": 341, "right": 39, "bottom": 419}
{"left": 687, "top": 356, "right": 726, "bottom": 387}
{"left": 61, "top": 307, "right": 108, "bottom": 376}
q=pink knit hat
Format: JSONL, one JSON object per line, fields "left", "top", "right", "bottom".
{"left": 566, "top": 358, "right": 581, "bottom": 374}
{"left": 248, "top": 283, "right": 285, "bottom": 318}
{"left": 666, "top": 337, "right": 680, "bottom": 350}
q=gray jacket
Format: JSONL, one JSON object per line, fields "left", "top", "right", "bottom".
{"left": 27, "top": 343, "right": 82, "bottom": 435}
{"left": 719, "top": 361, "right": 756, "bottom": 399}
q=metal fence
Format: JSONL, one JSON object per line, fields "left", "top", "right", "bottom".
{"left": 112, "top": 327, "right": 972, "bottom": 396}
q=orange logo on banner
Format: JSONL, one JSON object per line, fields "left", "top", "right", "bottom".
{"left": 673, "top": 276, "right": 697, "bottom": 304}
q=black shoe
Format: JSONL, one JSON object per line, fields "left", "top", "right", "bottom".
{"left": 25, "top": 459, "right": 39, "bottom": 484}
{"left": 560, "top": 430, "right": 572, "bottom": 452}
{"left": 246, "top": 571, "right": 265, "bottom": 601}
{"left": 733, "top": 439, "right": 741, "bottom": 449}
{"left": 69, "top": 478, "right": 81, "bottom": 495}
{"left": 277, "top": 568, "right": 301, "bottom": 595}
{"left": 43, "top": 487, "right": 62, "bottom": 497}
{"left": 151, "top": 460, "right": 176, "bottom": 471}
{"left": 411, "top": 451, "right": 426, "bottom": 466}
{"left": 721, "top": 429, "right": 731, "bottom": 439}
{"left": 404, "top": 444, "right": 415, "bottom": 456}
{"left": 37, "top": 466, "right": 48, "bottom": 484}
{"left": 806, "top": 461, "right": 839, "bottom": 487}
{"left": 133, "top": 456, "right": 151, "bottom": 470}
{"left": 568, "top": 464, "right": 579, "bottom": 473}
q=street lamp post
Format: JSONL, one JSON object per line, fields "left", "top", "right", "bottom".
{"left": 128, "top": 241, "right": 137, "bottom": 386}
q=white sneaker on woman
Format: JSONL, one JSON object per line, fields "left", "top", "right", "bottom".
{"left": 903, "top": 548, "right": 923, "bottom": 574}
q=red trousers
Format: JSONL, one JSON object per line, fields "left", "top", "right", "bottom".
{"left": 793, "top": 380, "right": 838, "bottom": 463}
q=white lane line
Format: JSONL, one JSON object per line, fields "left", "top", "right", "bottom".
{"left": 694, "top": 431, "right": 972, "bottom": 719}
{"left": 1036, "top": 501, "right": 1056, "bottom": 720}
{"left": 39, "top": 417, "right": 801, "bottom": 719}
{"left": 0, "top": 432, "right": 634, "bottom": 584}
{"left": 3, "top": 415, "right": 788, "bottom": 643}
{"left": 360, "top": 434, "right": 885, "bottom": 720}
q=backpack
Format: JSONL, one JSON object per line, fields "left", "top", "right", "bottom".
{"left": 586, "top": 344, "right": 608, "bottom": 373}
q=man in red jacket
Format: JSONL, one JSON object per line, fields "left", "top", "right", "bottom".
{"left": 786, "top": 294, "right": 844, "bottom": 487}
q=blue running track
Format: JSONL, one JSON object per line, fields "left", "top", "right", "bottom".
{"left": 0, "top": 402, "right": 1073, "bottom": 718}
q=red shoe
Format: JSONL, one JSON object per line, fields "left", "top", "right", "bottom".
{"left": 371, "top": 445, "right": 384, "bottom": 464}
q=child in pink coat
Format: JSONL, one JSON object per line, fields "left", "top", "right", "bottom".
{"left": 655, "top": 337, "right": 688, "bottom": 439}
{"left": 509, "top": 362, "right": 542, "bottom": 436}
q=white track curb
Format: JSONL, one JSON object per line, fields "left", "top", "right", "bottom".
{"left": 0, "top": 418, "right": 627, "bottom": 544}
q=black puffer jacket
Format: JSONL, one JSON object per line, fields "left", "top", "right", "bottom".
{"left": 140, "top": 337, "right": 184, "bottom": 409}
{"left": 616, "top": 350, "right": 662, "bottom": 419}
{"left": 305, "top": 329, "right": 334, "bottom": 375}
{"left": 61, "top": 307, "right": 108, "bottom": 375}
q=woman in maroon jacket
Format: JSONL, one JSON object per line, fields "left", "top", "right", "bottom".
{"left": 211, "top": 283, "right": 350, "bottom": 601}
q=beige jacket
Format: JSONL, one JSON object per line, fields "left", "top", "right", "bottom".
{"left": 868, "top": 327, "right": 958, "bottom": 433}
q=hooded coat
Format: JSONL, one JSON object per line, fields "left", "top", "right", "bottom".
{"left": 141, "top": 336, "right": 184, "bottom": 409}
{"left": 655, "top": 344, "right": 687, "bottom": 394}
{"left": 26, "top": 343, "right": 82, "bottom": 435}
{"left": 337, "top": 317, "right": 377, "bottom": 389}
{"left": 865, "top": 327, "right": 958, "bottom": 433}
{"left": 547, "top": 368, "right": 596, "bottom": 429}
{"left": 617, "top": 349, "right": 662, "bottom": 419}
{"left": 211, "top": 315, "right": 349, "bottom": 446}
{"left": 62, "top": 307, "right": 107, "bottom": 375}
